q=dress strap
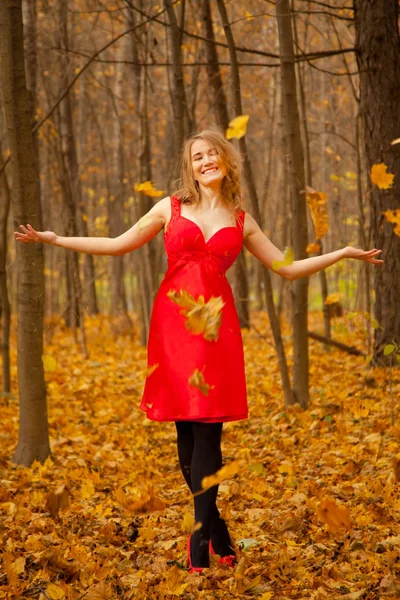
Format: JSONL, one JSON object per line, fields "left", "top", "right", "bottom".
{"left": 236, "top": 210, "right": 246, "bottom": 233}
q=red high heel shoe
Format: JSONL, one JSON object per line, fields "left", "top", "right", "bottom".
{"left": 187, "top": 536, "right": 204, "bottom": 574}
{"left": 209, "top": 539, "right": 237, "bottom": 566}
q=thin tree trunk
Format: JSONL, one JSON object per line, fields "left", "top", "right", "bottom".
{"left": 0, "top": 0, "right": 50, "bottom": 465}
{"left": 0, "top": 150, "right": 11, "bottom": 393}
{"left": 202, "top": 0, "right": 249, "bottom": 328}
{"left": 56, "top": 0, "right": 87, "bottom": 356}
{"left": 216, "top": 0, "right": 293, "bottom": 406}
{"left": 293, "top": 5, "right": 330, "bottom": 339}
{"left": 276, "top": 0, "right": 309, "bottom": 408}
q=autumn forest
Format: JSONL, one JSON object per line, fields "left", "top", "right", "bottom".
{"left": 1, "top": 0, "right": 400, "bottom": 599}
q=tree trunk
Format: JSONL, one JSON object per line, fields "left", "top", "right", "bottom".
{"left": 0, "top": 0, "right": 50, "bottom": 465}
{"left": 0, "top": 150, "right": 11, "bottom": 394}
{"left": 216, "top": 0, "right": 293, "bottom": 406}
{"left": 354, "top": 0, "right": 400, "bottom": 362}
{"left": 164, "top": 0, "right": 192, "bottom": 181}
{"left": 276, "top": 0, "right": 309, "bottom": 408}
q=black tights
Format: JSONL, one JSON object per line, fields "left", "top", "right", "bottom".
{"left": 175, "top": 421, "right": 233, "bottom": 566}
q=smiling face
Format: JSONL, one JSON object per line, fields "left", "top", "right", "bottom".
{"left": 191, "top": 139, "right": 227, "bottom": 190}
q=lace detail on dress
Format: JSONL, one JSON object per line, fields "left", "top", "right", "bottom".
{"left": 165, "top": 196, "right": 180, "bottom": 236}
{"left": 236, "top": 210, "right": 245, "bottom": 233}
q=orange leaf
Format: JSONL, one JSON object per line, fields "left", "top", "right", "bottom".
{"left": 370, "top": 163, "right": 394, "bottom": 189}
{"left": 317, "top": 498, "right": 351, "bottom": 532}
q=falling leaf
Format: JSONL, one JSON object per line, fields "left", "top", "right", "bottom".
{"left": 134, "top": 180, "right": 165, "bottom": 197}
{"left": 324, "top": 292, "right": 342, "bottom": 305}
{"left": 145, "top": 363, "right": 159, "bottom": 377}
{"left": 46, "top": 583, "right": 66, "bottom": 600}
{"left": 317, "top": 497, "right": 351, "bottom": 532}
{"left": 384, "top": 343, "right": 396, "bottom": 356}
{"left": 45, "top": 484, "right": 71, "bottom": 517}
{"left": 201, "top": 461, "right": 240, "bottom": 491}
{"left": 272, "top": 247, "right": 294, "bottom": 271}
{"left": 137, "top": 216, "right": 154, "bottom": 232}
{"left": 167, "top": 289, "right": 225, "bottom": 341}
{"left": 370, "top": 163, "right": 395, "bottom": 189}
{"left": 383, "top": 209, "right": 400, "bottom": 236}
{"left": 43, "top": 354, "right": 57, "bottom": 372}
{"left": 189, "top": 369, "right": 214, "bottom": 396}
{"left": 306, "top": 187, "right": 329, "bottom": 239}
{"left": 306, "top": 242, "right": 321, "bottom": 253}
{"left": 181, "top": 512, "right": 202, "bottom": 534}
{"left": 391, "top": 137, "right": 400, "bottom": 145}
{"left": 81, "top": 480, "right": 95, "bottom": 500}
{"left": 226, "top": 115, "right": 250, "bottom": 140}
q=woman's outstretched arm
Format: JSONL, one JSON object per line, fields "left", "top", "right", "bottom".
{"left": 243, "top": 213, "right": 383, "bottom": 280}
{"left": 15, "top": 196, "right": 170, "bottom": 256}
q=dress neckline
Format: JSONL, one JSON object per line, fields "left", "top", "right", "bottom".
{"left": 179, "top": 215, "right": 239, "bottom": 245}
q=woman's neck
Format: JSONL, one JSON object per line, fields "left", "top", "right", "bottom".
{"left": 197, "top": 185, "right": 225, "bottom": 210}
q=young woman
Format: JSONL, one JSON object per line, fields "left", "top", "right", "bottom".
{"left": 15, "top": 129, "right": 382, "bottom": 573}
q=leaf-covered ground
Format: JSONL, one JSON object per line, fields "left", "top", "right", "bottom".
{"left": 1, "top": 312, "right": 400, "bottom": 600}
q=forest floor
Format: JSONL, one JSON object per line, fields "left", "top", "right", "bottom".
{"left": 1, "top": 312, "right": 400, "bottom": 600}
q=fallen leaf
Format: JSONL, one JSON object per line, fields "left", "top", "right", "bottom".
{"left": 317, "top": 497, "right": 351, "bottom": 532}
{"left": 46, "top": 583, "right": 66, "bottom": 600}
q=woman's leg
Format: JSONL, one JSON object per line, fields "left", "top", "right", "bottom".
{"left": 175, "top": 421, "right": 194, "bottom": 491}
{"left": 189, "top": 422, "right": 223, "bottom": 567}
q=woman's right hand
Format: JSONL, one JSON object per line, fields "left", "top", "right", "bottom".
{"left": 14, "top": 224, "right": 57, "bottom": 245}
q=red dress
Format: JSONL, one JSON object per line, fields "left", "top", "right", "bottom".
{"left": 140, "top": 196, "right": 248, "bottom": 423}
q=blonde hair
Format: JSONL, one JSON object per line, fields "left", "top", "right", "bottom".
{"left": 174, "top": 129, "right": 243, "bottom": 212}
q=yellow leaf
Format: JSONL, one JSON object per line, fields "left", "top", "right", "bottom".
{"left": 349, "top": 399, "right": 370, "bottom": 419}
{"left": 261, "top": 594, "right": 274, "bottom": 600}
{"left": 278, "top": 462, "right": 293, "bottom": 475}
{"left": 43, "top": 354, "right": 57, "bottom": 373}
{"left": 384, "top": 209, "right": 400, "bottom": 236}
{"left": 137, "top": 216, "right": 154, "bottom": 232}
{"left": 306, "top": 242, "right": 321, "bottom": 254}
{"left": 134, "top": 180, "right": 165, "bottom": 197}
{"left": 272, "top": 247, "right": 294, "bottom": 271}
{"left": 201, "top": 461, "right": 240, "bottom": 491}
{"left": 306, "top": 186, "right": 329, "bottom": 239}
{"left": 189, "top": 369, "right": 214, "bottom": 396}
{"left": 13, "top": 556, "right": 26, "bottom": 575}
{"left": 81, "top": 480, "right": 95, "bottom": 500}
{"left": 324, "top": 292, "right": 342, "bottom": 305}
{"left": 391, "top": 137, "right": 400, "bottom": 145}
{"left": 370, "top": 162, "right": 395, "bottom": 189}
{"left": 46, "top": 583, "right": 66, "bottom": 600}
{"left": 245, "top": 11, "right": 254, "bottom": 20}
{"left": 167, "top": 289, "right": 224, "bottom": 341}
{"left": 226, "top": 115, "right": 249, "bottom": 140}
{"left": 85, "top": 582, "right": 114, "bottom": 600}
{"left": 317, "top": 498, "right": 351, "bottom": 532}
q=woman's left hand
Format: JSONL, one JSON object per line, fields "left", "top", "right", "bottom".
{"left": 344, "top": 247, "right": 384, "bottom": 264}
